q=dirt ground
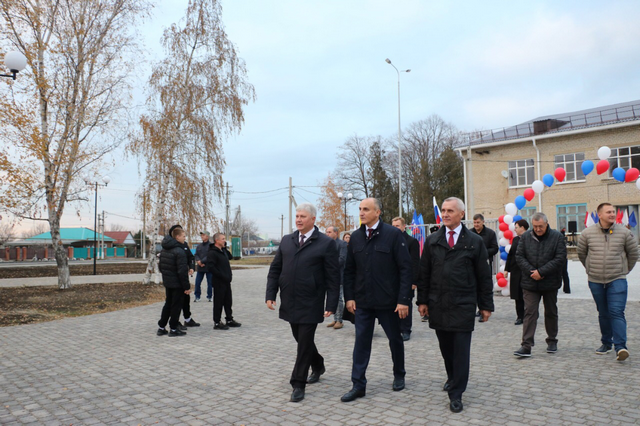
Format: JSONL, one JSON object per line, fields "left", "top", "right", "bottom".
{"left": 0, "top": 263, "right": 147, "bottom": 279}
{"left": 0, "top": 281, "right": 165, "bottom": 327}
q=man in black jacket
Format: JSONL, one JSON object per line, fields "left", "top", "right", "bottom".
{"left": 341, "top": 198, "right": 412, "bottom": 403}
{"left": 471, "top": 214, "right": 499, "bottom": 322}
{"left": 417, "top": 197, "right": 494, "bottom": 413}
{"left": 208, "top": 233, "right": 241, "bottom": 330}
{"left": 392, "top": 216, "right": 421, "bottom": 341}
{"left": 167, "top": 224, "right": 200, "bottom": 328}
{"left": 514, "top": 212, "right": 566, "bottom": 357}
{"left": 157, "top": 227, "right": 191, "bottom": 337}
{"left": 266, "top": 203, "right": 340, "bottom": 403}
{"left": 194, "top": 231, "right": 213, "bottom": 302}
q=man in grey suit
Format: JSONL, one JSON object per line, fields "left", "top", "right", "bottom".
{"left": 325, "top": 226, "right": 348, "bottom": 329}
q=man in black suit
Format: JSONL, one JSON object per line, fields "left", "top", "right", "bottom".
{"left": 471, "top": 214, "right": 499, "bottom": 322}
{"left": 341, "top": 198, "right": 412, "bottom": 402}
{"left": 266, "top": 203, "right": 340, "bottom": 403}
{"left": 391, "top": 217, "right": 421, "bottom": 341}
{"left": 418, "top": 197, "right": 494, "bottom": 413}
{"left": 325, "top": 226, "right": 348, "bottom": 329}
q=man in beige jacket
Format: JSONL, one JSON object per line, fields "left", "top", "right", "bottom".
{"left": 578, "top": 202, "right": 639, "bottom": 361}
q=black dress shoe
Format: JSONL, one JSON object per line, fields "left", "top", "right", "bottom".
{"left": 514, "top": 318, "right": 523, "bottom": 325}
{"left": 341, "top": 388, "right": 366, "bottom": 402}
{"left": 227, "top": 319, "right": 242, "bottom": 327}
{"left": 307, "top": 367, "right": 325, "bottom": 384}
{"left": 290, "top": 388, "right": 305, "bottom": 402}
{"left": 401, "top": 332, "right": 411, "bottom": 341}
{"left": 442, "top": 380, "right": 452, "bottom": 392}
{"left": 392, "top": 377, "right": 405, "bottom": 391}
{"left": 450, "top": 399, "right": 463, "bottom": 413}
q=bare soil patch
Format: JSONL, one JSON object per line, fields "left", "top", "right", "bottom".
{"left": 0, "top": 281, "right": 165, "bottom": 327}
{"left": 0, "top": 262, "right": 147, "bottom": 279}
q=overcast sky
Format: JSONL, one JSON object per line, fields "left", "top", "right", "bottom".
{"left": 25, "top": 0, "right": 640, "bottom": 238}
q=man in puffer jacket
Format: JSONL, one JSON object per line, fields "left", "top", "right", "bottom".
{"left": 157, "top": 227, "right": 191, "bottom": 337}
{"left": 578, "top": 202, "right": 639, "bottom": 361}
{"left": 514, "top": 212, "right": 566, "bottom": 357}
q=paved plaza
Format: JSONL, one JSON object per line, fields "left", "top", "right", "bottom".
{"left": 1, "top": 265, "right": 640, "bottom": 425}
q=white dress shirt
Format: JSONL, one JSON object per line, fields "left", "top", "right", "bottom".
{"left": 446, "top": 223, "right": 463, "bottom": 246}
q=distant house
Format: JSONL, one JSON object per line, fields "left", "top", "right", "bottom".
{"left": 104, "top": 231, "right": 136, "bottom": 247}
{"left": 9, "top": 227, "right": 115, "bottom": 248}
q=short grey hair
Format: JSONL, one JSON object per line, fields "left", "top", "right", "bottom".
{"left": 327, "top": 226, "right": 339, "bottom": 233}
{"left": 365, "top": 197, "right": 382, "bottom": 211}
{"left": 213, "top": 232, "right": 225, "bottom": 242}
{"left": 531, "top": 212, "right": 548, "bottom": 223}
{"left": 296, "top": 202, "right": 317, "bottom": 217}
{"left": 443, "top": 197, "right": 465, "bottom": 212}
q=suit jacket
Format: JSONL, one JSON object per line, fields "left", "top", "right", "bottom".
{"left": 402, "top": 232, "right": 421, "bottom": 285}
{"left": 336, "top": 238, "right": 348, "bottom": 284}
{"left": 504, "top": 235, "right": 523, "bottom": 300}
{"left": 266, "top": 226, "right": 340, "bottom": 324}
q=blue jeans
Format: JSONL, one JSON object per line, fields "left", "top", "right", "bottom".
{"left": 195, "top": 271, "right": 213, "bottom": 300}
{"left": 589, "top": 279, "right": 628, "bottom": 350}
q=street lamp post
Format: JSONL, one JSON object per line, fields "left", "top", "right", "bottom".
{"left": 385, "top": 58, "right": 410, "bottom": 217}
{"left": 1, "top": 51, "right": 27, "bottom": 80}
{"left": 85, "top": 175, "right": 110, "bottom": 275}
{"left": 337, "top": 192, "right": 353, "bottom": 232}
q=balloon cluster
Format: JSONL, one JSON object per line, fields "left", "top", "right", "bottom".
{"left": 496, "top": 145, "right": 640, "bottom": 297}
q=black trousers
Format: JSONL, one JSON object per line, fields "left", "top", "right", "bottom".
{"left": 182, "top": 284, "right": 192, "bottom": 319}
{"left": 159, "top": 288, "right": 184, "bottom": 330}
{"left": 289, "top": 323, "right": 324, "bottom": 389}
{"left": 213, "top": 281, "right": 233, "bottom": 323}
{"left": 351, "top": 308, "right": 405, "bottom": 390}
{"left": 435, "top": 330, "right": 472, "bottom": 401}
{"left": 515, "top": 299, "right": 525, "bottom": 320}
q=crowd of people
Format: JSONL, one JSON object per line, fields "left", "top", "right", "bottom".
{"left": 264, "top": 198, "right": 638, "bottom": 413}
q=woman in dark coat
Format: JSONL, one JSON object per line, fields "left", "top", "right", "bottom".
{"left": 505, "top": 219, "right": 529, "bottom": 325}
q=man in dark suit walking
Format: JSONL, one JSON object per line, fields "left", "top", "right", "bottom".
{"left": 418, "top": 197, "right": 494, "bottom": 413}
{"left": 266, "top": 203, "right": 340, "bottom": 403}
{"left": 391, "top": 216, "right": 421, "bottom": 341}
{"left": 341, "top": 198, "right": 412, "bottom": 402}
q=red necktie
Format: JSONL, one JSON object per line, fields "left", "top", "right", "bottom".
{"left": 368, "top": 228, "right": 374, "bottom": 239}
{"left": 300, "top": 234, "right": 306, "bottom": 246}
{"left": 448, "top": 231, "right": 455, "bottom": 248}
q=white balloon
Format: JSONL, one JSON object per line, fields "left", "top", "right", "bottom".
{"left": 505, "top": 203, "right": 518, "bottom": 216}
{"left": 493, "top": 282, "right": 502, "bottom": 292}
{"left": 499, "top": 237, "right": 509, "bottom": 246}
{"left": 498, "top": 231, "right": 504, "bottom": 240}
{"left": 499, "top": 265, "right": 505, "bottom": 273}
{"left": 531, "top": 180, "right": 544, "bottom": 193}
{"left": 637, "top": 179, "right": 640, "bottom": 190}
{"left": 505, "top": 244, "right": 512, "bottom": 253}
{"left": 499, "top": 258, "right": 506, "bottom": 266}
{"left": 501, "top": 288, "right": 511, "bottom": 297}
{"left": 597, "top": 146, "right": 611, "bottom": 160}
{"left": 509, "top": 223, "right": 516, "bottom": 231}
{"left": 504, "top": 214, "right": 514, "bottom": 225}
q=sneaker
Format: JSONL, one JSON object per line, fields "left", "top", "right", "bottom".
{"left": 169, "top": 329, "right": 186, "bottom": 337}
{"left": 617, "top": 348, "right": 630, "bottom": 361}
{"left": 207, "top": 297, "right": 212, "bottom": 302}
{"left": 214, "top": 322, "right": 229, "bottom": 330}
{"left": 226, "top": 319, "right": 242, "bottom": 328}
{"left": 513, "top": 346, "right": 531, "bottom": 357}
{"left": 421, "top": 316, "right": 429, "bottom": 322}
{"left": 546, "top": 343, "right": 558, "bottom": 353}
{"left": 333, "top": 321, "right": 343, "bottom": 329}
{"left": 326, "top": 321, "right": 336, "bottom": 328}
{"left": 184, "top": 319, "right": 201, "bottom": 327}
{"left": 193, "top": 298, "right": 200, "bottom": 302}
{"left": 178, "top": 322, "right": 187, "bottom": 331}
{"left": 157, "top": 328, "right": 168, "bottom": 336}
{"left": 595, "top": 344, "right": 612, "bottom": 355}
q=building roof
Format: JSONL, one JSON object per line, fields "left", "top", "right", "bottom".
{"left": 8, "top": 227, "right": 116, "bottom": 246}
{"left": 463, "top": 99, "right": 640, "bottom": 147}
{"left": 104, "top": 231, "right": 136, "bottom": 245}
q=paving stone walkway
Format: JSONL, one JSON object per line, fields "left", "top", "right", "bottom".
{"left": 1, "top": 266, "right": 639, "bottom": 425}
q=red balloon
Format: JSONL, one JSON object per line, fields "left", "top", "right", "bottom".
{"left": 498, "top": 215, "right": 505, "bottom": 224}
{"left": 596, "top": 159, "right": 610, "bottom": 175}
{"left": 499, "top": 222, "right": 509, "bottom": 232}
{"left": 523, "top": 188, "right": 535, "bottom": 201}
{"left": 503, "top": 230, "right": 513, "bottom": 240}
{"left": 496, "top": 272, "right": 504, "bottom": 280}
{"left": 497, "top": 278, "right": 508, "bottom": 288}
{"left": 554, "top": 167, "right": 566, "bottom": 182}
{"left": 625, "top": 168, "right": 640, "bottom": 182}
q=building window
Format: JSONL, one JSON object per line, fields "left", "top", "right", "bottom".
{"left": 519, "top": 207, "right": 536, "bottom": 224}
{"left": 557, "top": 204, "right": 587, "bottom": 233}
{"left": 608, "top": 145, "right": 640, "bottom": 173}
{"left": 508, "top": 159, "right": 534, "bottom": 187}
{"left": 554, "top": 153, "right": 585, "bottom": 182}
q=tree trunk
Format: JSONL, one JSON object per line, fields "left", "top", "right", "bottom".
{"left": 49, "top": 216, "right": 71, "bottom": 289}
{"left": 142, "top": 182, "right": 166, "bottom": 285}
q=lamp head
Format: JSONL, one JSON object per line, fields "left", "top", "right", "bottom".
{"left": 385, "top": 58, "right": 391, "bottom": 64}
{"left": 405, "top": 69, "right": 411, "bottom": 73}
{"left": 347, "top": 193, "right": 353, "bottom": 199}
{"left": 102, "top": 175, "right": 111, "bottom": 185}
{"left": 4, "top": 51, "right": 27, "bottom": 73}
{"left": 337, "top": 192, "right": 343, "bottom": 198}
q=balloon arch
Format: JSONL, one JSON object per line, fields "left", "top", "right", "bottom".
{"left": 495, "top": 145, "right": 640, "bottom": 296}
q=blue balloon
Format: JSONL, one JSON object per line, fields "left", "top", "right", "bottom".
{"left": 513, "top": 215, "right": 523, "bottom": 222}
{"left": 500, "top": 246, "right": 506, "bottom": 252}
{"left": 543, "top": 174, "right": 554, "bottom": 187}
{"left": 581, "top": 160, "right": 594, "bottom": 176}
{"left": 500, "top": 251, "right": 508, "bottom": 260}
{"left": 514, "top": 195, "right": 526, "bottom": 210}
{"left": 612, "top": 167, "right": 626, "bottom": 182}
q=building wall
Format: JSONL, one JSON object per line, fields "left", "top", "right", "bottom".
{"left": 464, "top": 125, "right": 640, "bottom": 231}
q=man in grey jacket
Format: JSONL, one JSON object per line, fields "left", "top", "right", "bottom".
{"left": 578, "top": 202, "right": 639, "bottom": 361}
{"left": 514, "top": 212, "right": 566, "bottom": 357}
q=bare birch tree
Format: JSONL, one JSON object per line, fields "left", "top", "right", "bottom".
{"left": 128, "top": 0, "right": 255, "bottom": 284}
{"left": 0, "top": 0, "right": 149, "bottom": 288}
{"left": 335, "top": 134, "right": 373, "bottom": 200}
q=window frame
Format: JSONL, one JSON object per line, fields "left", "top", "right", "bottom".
{"left": 556, "top": 203, "right": 588, "bottom": 233}
{"left": 508, "top": 158, "right": 535, "bottom": 188}
{"left": 554, "top": 152, "right": 586, "bottom": 184}
{"left": 607, "top": 145, "right": 640, "bottom": 178}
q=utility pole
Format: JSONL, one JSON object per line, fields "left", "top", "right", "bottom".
{"left": 288, "top": 177, "right": 293, "bottom": 234}
{"left": 238, "top": 205, "right": 242, "bottom": 242}
{"left": 142, "top": 193, "right": 146, "bottom": 259}
{"left": 101, "top": 211, "right": 105, "bottom": 259}
{"left": 280, "top": 214, "right": 284, "bottom": 240}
